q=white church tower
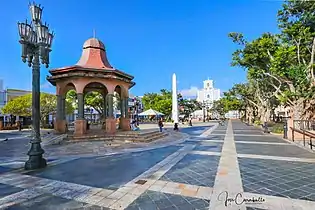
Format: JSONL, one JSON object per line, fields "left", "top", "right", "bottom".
{"left": 197, "top": 78, "right": 221, "bottom": 108}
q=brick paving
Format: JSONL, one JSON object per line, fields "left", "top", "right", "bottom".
{"left": 0, "top": 121, "right": 314, "bottom": 209}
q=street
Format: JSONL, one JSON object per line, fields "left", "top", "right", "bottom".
{"left": 0, "top": 120, "right": 314, "bottom": 209}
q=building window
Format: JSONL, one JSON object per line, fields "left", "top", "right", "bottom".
{"left": 207, "top": 83, "right": 210, "bottom": 87}
{"left": 207, "top": 94, "right": 210, "bottom": 98}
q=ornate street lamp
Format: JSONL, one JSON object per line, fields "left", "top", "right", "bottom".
{"left": 18, "top": 2, "right": 54, "bottom": 170}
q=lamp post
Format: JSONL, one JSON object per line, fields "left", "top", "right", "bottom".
{"left": 18, "top": 2, "right": 54, "bottom": 170}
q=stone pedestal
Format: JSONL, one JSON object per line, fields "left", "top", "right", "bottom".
{"left": 120, "top": 118, "right": 131, "bottom": 131}
{"left": 54, "top": 119, "right": 67, "bottom": 134}
{"left": 106, "top": 118, "right": 116, "bottom": 134}
{"left": 74, "top": 119, "right": 87, "bottom": 136}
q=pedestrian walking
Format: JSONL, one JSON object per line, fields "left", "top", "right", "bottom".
{"left": 158, "top": 118, "right": 164, "bottom": 132}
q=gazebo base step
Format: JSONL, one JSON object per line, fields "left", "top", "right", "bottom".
{"left": 65, "top": 129, "right": 168, "bottom": 143}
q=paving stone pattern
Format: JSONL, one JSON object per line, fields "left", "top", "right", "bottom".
{"left": 239, "top": 158, "right": 315, "bottom": 201}
{"left": 0, "top": 138, "right": 30, "bottom": 158}
{"left": 193, "top": 142, "right": 223, "bottom": 152}
{"left": 126, "top": 190, "right": 210, "bottom": 210}
{"left": 160, "top": 154, "right": 220, "bottom": 187}
{"left": 27, "top": 146, "right": 180, "bottom": 190}
{"left": 233, "top": 130, "right": 264, "bottom": 135}
{"left": 234, "top": 135, "right": 287, "bottom": 143}
{"left": 180, "top": 126, "right": 211, "bottom": 136}
{"left": 1, "top": 122, "right": 315, "bottom": 209}
{"left": 236, "top": 143, "right": 315, "bottom": 158}
{"left": 7, "top": 193, "right": 105, "bottom": 210}
{"left": 0, "top": 183, "right": 23, "bottom": 199}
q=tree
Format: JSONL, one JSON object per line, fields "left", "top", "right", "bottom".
{"left": 211, "top": 90, "right": 244, "bottom": 118}
{"left": 66, "top": 90, "right": 77, "bottom": 110}
{"left": 178, "top": 98, "right": 202, "bottom": 118}
{"left": 228, "top": 0, "right": 315, "bottom": 121}
{"left": 142, "top": 89, "right": 185, "bottom": 117}
{"left": 84, "top": 91, "right": 104, "bottom": 115}
{"left": 1, "top": 94, "right": 31, "bottom": 117}
{"left": 1, "top": 93, "right": 74, "bottom": 126}
{"left": 229, "top": 32, "right": 282, "bottom": 122}
{"left": 66, "top": 90, "right": 121, "bottom": 117}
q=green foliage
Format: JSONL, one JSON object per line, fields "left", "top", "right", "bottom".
{"left": 254, "top": 120, "right": 262, "bottom": 126}
{"left": 84, "top": 91, "right": 104, "bottom": 114}
{"left": 66, "top": 90, "right": 110, "bottom": 115}
{"left": 211, "top": 94, "right": 243, "bottom": 116}
{"left": 1, "top": 94, "right": 31, "bottom": 116}
{"left": 270, "top": 123, "right": 284, "bottom": 134}
{"left": 226, "top": 0, "right": 315, "bottom": 121}
{"left": 1, "top": 93, "right": 74, "bottom": 124}
{"left": 141, "top": 89, "right": 199, "bottom": 117}
{"left": 66, "top": 90, "right": 77, "bottom": 110}
{"left": 178, "top": 98, "right": 202, "bottom": 118}
{"left": 141, "top": 89, "right": 173, "bottom": 116}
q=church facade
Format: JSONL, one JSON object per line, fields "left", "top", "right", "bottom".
{"left": 196, "top": 79, "right": 221, "bottom": 109}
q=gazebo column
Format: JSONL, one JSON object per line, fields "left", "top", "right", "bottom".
{"left": 102, "top": 95, "right": 107, "bottom": 130}
{"left": 106, "top": 94, "right": 116, "bottom": 134}
{"left": 120, "top": 97, "right": 130, "bottom": 131}
{"left": 74, "top": 93, "right": 87, "bottom": 136}
{"left": 55, "top": 95, "right": 67, "bottom": 133}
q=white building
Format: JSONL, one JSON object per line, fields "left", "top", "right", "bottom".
{"left": 225, "top": 110, "right": 240, "bottom": 119}
{"left": 196, "top": 78, "right": 221, "bottom": 109}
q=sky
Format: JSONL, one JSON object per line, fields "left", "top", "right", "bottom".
{"left": 0, "top": 0, "right": 283, "bottom": 97}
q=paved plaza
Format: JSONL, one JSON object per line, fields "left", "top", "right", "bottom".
{"left": 0, "top": 121, "right": 315, "bottom": 209}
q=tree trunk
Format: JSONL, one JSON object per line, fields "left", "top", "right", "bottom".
{"left": 246, "top": 106, "right": 254, "bottom": 124}
{"left": 291, "top": 99, "right": 305, "bottom": 120}
{"left": 303, "top": 99, "right": 315, "bottom": 120}
{"left": 259, "top": 106, "right": 271, "bottom": 123}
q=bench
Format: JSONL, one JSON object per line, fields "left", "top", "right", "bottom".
{"left": 290, "top": 127, "right": 314, "bottom": 150}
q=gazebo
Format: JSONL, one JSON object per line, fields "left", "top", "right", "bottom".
{"left": 47, "top": 37, "right": 135, "bottom": 135}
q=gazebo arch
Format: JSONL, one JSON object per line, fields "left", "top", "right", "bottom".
{"left": 47, "top": 37, "right": 135, "bottom": 135}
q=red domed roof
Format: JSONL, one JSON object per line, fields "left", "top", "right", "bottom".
{"left": 83, "top": 38, "right": 105, "bottom": 50}
{"left": 76, "top": 37, "right": 113, "bottom": 70}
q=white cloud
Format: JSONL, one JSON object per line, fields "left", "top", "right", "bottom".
{"left": 179, "top": 86, "right": 199, "bottom": 97}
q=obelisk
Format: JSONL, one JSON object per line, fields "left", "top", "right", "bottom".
{"left": 172, "top": 73, "right": 179, "bottom": 130}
